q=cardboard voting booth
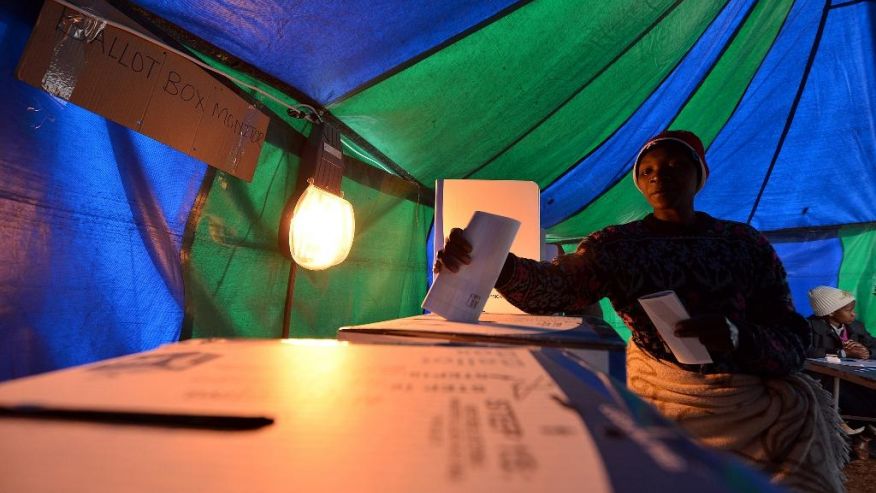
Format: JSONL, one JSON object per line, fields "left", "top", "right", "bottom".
{"left": 433, "top": 179, "right": 541, "bottom": 315}
{"left": 338, "top": 312, "right": 627, "bottom": 381}
{"left": 0, "top": 340, "right": 778, "bottom": 493}
{"left": 416, "top": 179, "right": 626, "bottom": 380}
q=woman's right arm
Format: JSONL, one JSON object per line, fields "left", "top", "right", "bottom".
{"left": 435, "top": 228, "right": 608, "bottom": 315}
{"left": 496, "top": 242, "right": 608, "bottom": 315}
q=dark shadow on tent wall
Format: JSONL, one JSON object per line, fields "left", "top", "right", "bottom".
{"left": 107, "top": 124, "right": 184, "bottom": 307}
{"left": 180, "top": 121, "right": 300, "bottom": 340}
{"left": 179, "top": 108, "right": 431, "bottom": 340}
{"left": 0, "top": 6, "right": 208, "bottom": 381}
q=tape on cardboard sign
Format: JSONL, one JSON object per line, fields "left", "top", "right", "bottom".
{"left": 225, "top": 104, "right": 265, "bottom": 175}
{"left": 42, "top": 7, "right": 106, "bottom": 100}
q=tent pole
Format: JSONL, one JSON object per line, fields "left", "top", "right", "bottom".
{"left": 281, "top": 262, "right": 298, "bottom": 339}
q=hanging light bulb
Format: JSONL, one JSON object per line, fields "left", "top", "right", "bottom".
{"left": 289, "top": 182, "right": 355, "bottom": 270}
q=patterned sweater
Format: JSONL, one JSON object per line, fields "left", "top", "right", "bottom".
{"left": 497, "top": 212, "right": 810, "bottom": 376}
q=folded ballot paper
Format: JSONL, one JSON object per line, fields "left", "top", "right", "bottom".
{"left": 423, "top": 211, "right": 520, "bottom": 322}
{"left": 638, "top": 290, "right": 712, "bottom": 365}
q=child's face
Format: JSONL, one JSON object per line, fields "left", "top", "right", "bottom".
{"left": 831, "top": 301, "right": 856, "bottom": 325}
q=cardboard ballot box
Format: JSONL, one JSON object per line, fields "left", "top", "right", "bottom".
{"left": 339, "top": 313, "right": 627, "bottom": 382}
{"left": 0, "top": 340, "right": 778, "bottom": 493}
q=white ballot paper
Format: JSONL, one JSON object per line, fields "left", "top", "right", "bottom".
{"left": 423, "top": 211, "right": 520, "bottom": 322}
{"left": 637, "top": 290, "right": 713, "bottom": 365}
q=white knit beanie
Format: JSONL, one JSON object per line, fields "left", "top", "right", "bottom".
{"left": 808, "top": 286, "right": 855, "bottom": 317}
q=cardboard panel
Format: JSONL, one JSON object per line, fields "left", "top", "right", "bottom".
{"left": 434, "top": 179, "right": 541, "bottom": 315}
{"left": 16, "top": 0, "right": 269, "bottom": 181}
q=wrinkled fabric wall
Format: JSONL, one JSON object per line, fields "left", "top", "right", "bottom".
{"left": 0, "top": 4, "right": 206, "bottom": 381}
{"left": 180, "top": 57, "right": 432, "bottom": 340}
{"left": 2, "top": 0, "right": 875, "bottom": 381}
{"left": 0, "top": 4, "right": 431, "bottom": 381}
{"left": 771, "top": 225, "right": 876, "bottom": 330}
{"left": 182, "top": 129, "right": 432, "bottom": 340}
{"left": 129, "top": 0, "right": 876, "bottom": 335}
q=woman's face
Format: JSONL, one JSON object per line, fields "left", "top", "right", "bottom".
{"left": 830, "top": 301, "right": 856, "bottom": 325}
{"left": 635, "top": 145, "right": 700, "bottom": 213}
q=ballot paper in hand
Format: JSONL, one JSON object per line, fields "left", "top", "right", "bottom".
{"left": 638, "top": 290, "right": 713, "bottom": 365}
{"left": 422, "top": 211, "right": 520, "bottom": 322}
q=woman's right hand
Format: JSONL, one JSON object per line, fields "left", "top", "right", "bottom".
{"left": 433, "top": 228, "right": 472, "bottom": 273}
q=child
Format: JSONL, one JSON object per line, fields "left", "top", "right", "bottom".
{"left": 807, "top": 286, "right": 876, "bottom": 458}
{"left": 807, "top": 286, "right": 875, "bottom": 360}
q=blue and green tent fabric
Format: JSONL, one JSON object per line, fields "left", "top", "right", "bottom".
{"left": 0, "top": 0, "right": 873, "bottom": 380}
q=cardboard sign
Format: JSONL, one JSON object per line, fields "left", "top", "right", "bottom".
{"left": 16, "top": 0, "right": 269, "bottom": 181}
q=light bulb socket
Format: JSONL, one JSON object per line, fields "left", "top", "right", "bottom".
{"left": 279, "top": 121, "right": 346, "bottom": 258}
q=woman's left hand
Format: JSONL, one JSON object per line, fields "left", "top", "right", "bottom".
{"left": 674, "top": 315, "right": 734, "bottom": 355}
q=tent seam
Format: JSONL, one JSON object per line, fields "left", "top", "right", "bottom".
{"left": 746, "top": 0, "right": 832, "bottom": 224}
{"left": 547, "top": 0, "right": 765, "bottom": 228}
{"left": 327, "top": 0, "right": 536, "bottom": 106}
{"left": 461, "top": 0, "right": 687, "bottom": 180}
{"left": 828, "top": 0, "right": 873, "bottom": 9}
{"left": 179, "top": 167, "right": 217, "bottom": 341}
{"left": 549, "top": 220, "right": 876, "bottom": 246}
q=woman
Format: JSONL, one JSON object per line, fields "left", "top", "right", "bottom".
{"left": 436, "top": 130, "right": 846, "bottom": 492}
